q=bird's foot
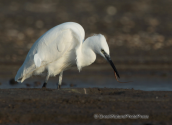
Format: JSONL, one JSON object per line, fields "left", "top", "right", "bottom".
{"left": 58, "top": 85, "right": 61, "bottom": 89}
{"left": 42, "top": 82, "right": 47, "bottom": 88}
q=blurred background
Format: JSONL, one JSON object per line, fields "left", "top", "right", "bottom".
{"left": 0, "top": 0, "right": 172, "bottom": 89}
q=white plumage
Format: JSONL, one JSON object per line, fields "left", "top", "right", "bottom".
{"left": 15, "top": 22, "right": 119, "bottom": 88}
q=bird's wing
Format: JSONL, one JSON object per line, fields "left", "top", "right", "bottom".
{"left": 33, "top": 29, "right": 73, "bottom": 67}
{"left": 15, "top": 28, "right": 74, "bottom": 82}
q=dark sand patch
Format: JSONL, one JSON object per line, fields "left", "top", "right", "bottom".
{"left": 0, "top": 88, "right": 171, "bottom": 124}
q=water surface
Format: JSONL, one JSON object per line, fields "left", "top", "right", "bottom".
{"left": 0, "top": 72, "right": 171, "bottom": 91}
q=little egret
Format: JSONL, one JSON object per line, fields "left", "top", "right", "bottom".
{"left": 15, "top": 22, "right": 120, "bottom": 89}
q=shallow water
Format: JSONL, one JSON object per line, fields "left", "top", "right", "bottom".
{"left": 0, "top": 73, "right": 171, "bottom": 91}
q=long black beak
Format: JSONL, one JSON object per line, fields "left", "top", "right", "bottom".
{"left": 104, "top": 52, "right": 120, "bottom": 78}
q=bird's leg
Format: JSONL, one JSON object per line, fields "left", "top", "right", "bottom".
{"left": 58, "top": 71, "right": 63, "bottom": 89}
{"left": 42, "top": 74, "right": 49, "bottom": 88}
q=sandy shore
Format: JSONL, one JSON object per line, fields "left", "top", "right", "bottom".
{"left": 0, "top": 88, "right": 171, "bottom": 124}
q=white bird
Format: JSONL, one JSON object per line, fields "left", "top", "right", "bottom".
{"left": 15, "top": 22, "right": 120, "bottom": 89}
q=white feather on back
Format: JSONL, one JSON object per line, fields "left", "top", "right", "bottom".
{"left": 34, "top": 53, "right": 41, "bottom": 68}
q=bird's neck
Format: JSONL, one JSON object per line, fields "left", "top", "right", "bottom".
{"left": 79, "top": 40, "right": 96, "bottom": 68}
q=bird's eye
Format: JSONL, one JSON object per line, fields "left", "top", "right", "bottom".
{"left": 101, "top": 49, "right": 104, "bottom": 52}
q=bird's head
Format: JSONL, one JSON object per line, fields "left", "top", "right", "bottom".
{"left": 89, "top": 34, "right": 120, "bottom": 79}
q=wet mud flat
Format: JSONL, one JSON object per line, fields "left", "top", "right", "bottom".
{"left": 0, "top": 88, "right": 171, "bottom": 124}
